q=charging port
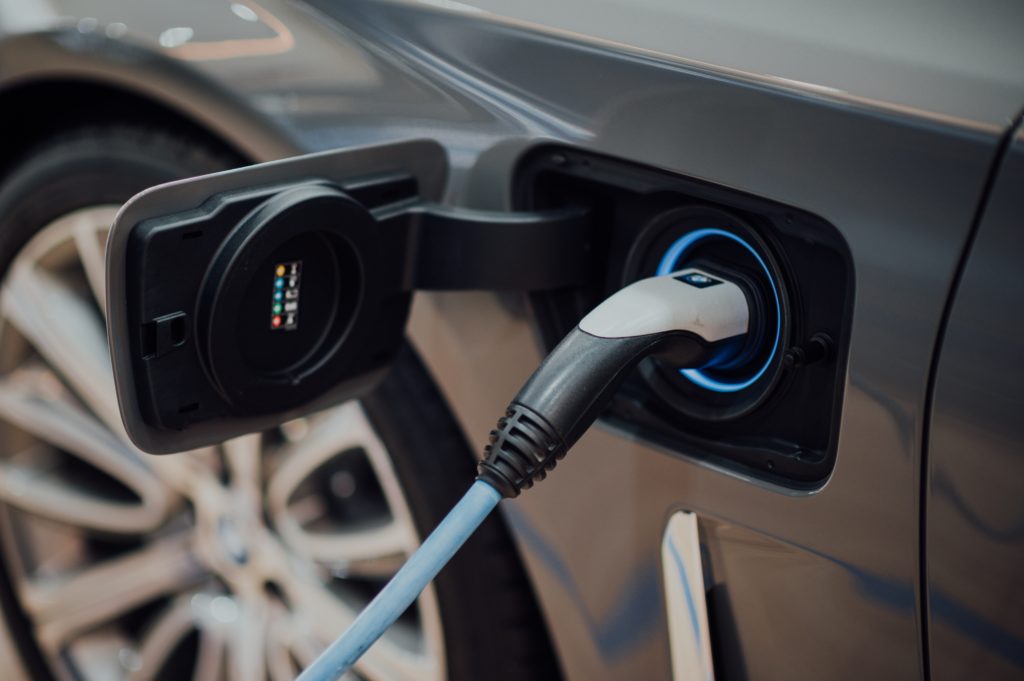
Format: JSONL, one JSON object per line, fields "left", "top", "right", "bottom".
{"left": 514, "top": 146, "right": 853, "bottom": 487}
{"left": 627, "top": 206, "right": 788, "bottom": 421}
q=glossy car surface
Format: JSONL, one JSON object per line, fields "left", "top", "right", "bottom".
{"left": 1, "top": 1, "right": 1023, "bottom": 679}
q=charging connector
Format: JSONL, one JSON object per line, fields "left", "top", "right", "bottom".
{"left": 478, "top": 267, "right": 750, "bottom": 497}
{"left": 297, "top": 267, "right": 752, "bottom": 681}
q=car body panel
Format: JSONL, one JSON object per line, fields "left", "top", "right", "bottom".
{"left": 0, "top": 0, "right": 1022, "bottom": 679}
{"left": 426, "top": 0, "right": 1024, "bottom": 132}
{"left": 925, "top": 123, "right": 1024, "bottom": 681}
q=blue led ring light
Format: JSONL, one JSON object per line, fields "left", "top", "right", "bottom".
{"left": 657, "top": 228, "right": 781, "bottom": 393}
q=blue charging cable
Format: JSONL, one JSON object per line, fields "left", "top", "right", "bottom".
{"left": 296, "top": 480, "right": 502, "bottom": 681}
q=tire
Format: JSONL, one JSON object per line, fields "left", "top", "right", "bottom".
{"left": 0, "top": 125, "right": 560, "bottom": 681}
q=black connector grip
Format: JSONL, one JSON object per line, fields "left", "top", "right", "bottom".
{"left": 477, "top": 326, "right": 742, "bottom": 497}
{"left": 477, "top": 404, "right": 568, "bottom": 498}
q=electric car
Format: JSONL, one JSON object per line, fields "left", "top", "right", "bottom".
{"left": 0, "top": 1, "right": 1022, "bottom": 680}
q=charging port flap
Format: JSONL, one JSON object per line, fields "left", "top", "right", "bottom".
{"left": 107, "top": 139, "right": 449, "bottom": 453}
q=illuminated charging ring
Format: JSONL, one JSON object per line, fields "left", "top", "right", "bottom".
{"left": 657, "top": 228, "right": 781, "bottom": 393}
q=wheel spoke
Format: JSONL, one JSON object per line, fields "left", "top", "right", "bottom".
{"left": 279, "top": 572, "right": 440, "bottom": 681}
{"left": 0, "top": 370, "right": 170, "bottom": 533}
{"left": 266, "top": 404, "right": 374, "bottom": 508}
{"left": 267, "top": 403, "right": 417, "bottom": 574}
{"left": 128, "top": 594, "right": 227, "bottom": 681}
{"left": 21, "top": 534, "right": 205, "bottom": 651}
{"left": 70, "top": 208, "right": 117, "bottom": 317}
{"left": 224, "top": 596, "right": 269, "bottom": 681}
{"left": 144, "top": 445, "right": 231, "bottom": 504}
{"left": 267, "top": 606, "right": 319, "bottom": 681}
{"left": 283, "top": 520, "right": 407, "bottom": 578}
{"left": 267, "top": 633, "right": 300, "bottom": 681}
{"left": 1, "top": 263, "right": 122, "bottom": 433}
{"left": 0, "top": 458, "right": 161, "bottom": 535}
{"left": 224, "top": 433, "right": 262, "bottom": 510}
{"left": 193, "top": 618, "right": 229, "bottom": 681}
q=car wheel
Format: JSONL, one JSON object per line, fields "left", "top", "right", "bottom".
{"left": 0, "top": 126, "right": 559, "bottom": 681}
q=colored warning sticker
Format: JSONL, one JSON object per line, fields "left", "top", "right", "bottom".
{"left": 270, "top": 261, "right": 301, "bottom": 330}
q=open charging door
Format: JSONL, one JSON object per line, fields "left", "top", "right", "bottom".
{"left": 106, "top": 138, "right": 591, "bottom": 453}
{"left": 106, "top": 139, "right": 446, "bottom": 453}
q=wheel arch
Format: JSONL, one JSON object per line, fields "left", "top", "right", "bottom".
{"left": 0, "top": 31, "right": 301, "bottom": 175}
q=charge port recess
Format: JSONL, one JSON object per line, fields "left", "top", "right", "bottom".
{"left": 514, "top": 147, "right": 853, "bottom": 487}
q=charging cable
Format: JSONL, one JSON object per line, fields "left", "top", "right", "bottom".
{"left": 295, "top": 268, "right": 752, "bottom": 681}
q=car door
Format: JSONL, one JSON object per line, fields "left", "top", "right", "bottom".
{"left": 925, "top": 121, "right": 1024, "bottom": 681}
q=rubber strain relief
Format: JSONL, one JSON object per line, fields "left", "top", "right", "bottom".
{"left": 477, "top": 403, "right": 568, "bottom": 498}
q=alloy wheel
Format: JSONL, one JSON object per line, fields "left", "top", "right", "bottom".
{"left": 0, "top": 206, "right": 445, "bottom": 681}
